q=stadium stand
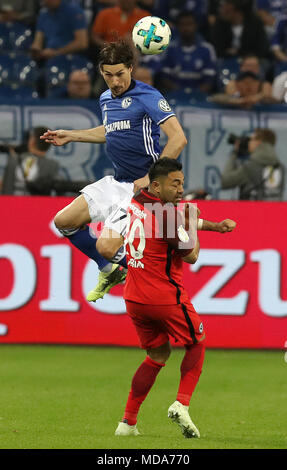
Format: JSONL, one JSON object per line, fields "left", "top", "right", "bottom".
{"left": 44, "top": 54, "right": 94, "bottom": 98}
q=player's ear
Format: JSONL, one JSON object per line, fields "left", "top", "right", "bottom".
{"left": 151, "top": 180, "right": 160, "bottom": 195}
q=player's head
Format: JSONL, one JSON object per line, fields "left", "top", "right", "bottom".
{"left": 29, "top": 127, "right": 51, "bottom": 155}
{"left": 99, "top": 40, "right": 135, "bottom": 97}
{"left": 219, "top": 0, "right": 251, "bottom": 21}
{"left": 248, "top": 128, "right": 276, "bottom": 153}
{"left": 148, "top": 157, "right": 184, "bottom": 205}
{"left": 176, "top": 11, "right": 197, "bottom": 43}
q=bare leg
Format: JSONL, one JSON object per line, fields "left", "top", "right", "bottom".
{"left": 96, "top": 227, "right": 124, "bottom": 260}
{"left": 54, "top": 194, "right": 91, "bottom": 231}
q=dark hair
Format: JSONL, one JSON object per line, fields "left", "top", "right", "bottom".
{"left": 222, "top": 0, "right": 252, "bottom": 14}
{"left": 149, "top": 157, "right": 182, "bottom": 182}
{"left": 32, "top": 127, "right": 51, "bottom": 152}
{"left": 99, "top": 39, "right": 136, "bottom": 70}
{"left": 176, "top": 10, "right": 196, "bottom": 24}
{"left": 236, "top": 71, "right": 260, "bottom": 81}
{"left": 254, "top": 128, "right": 276, "bottom": 146}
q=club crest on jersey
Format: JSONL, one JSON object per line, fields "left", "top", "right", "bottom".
{"left": 177, "top": 225, "right": 190, "bottom": 243}
{"left": 122, "top": 97, "right": 132, "bottom": 108}
{"left": 158, "top": 99, "right": 172, "bottom": 112}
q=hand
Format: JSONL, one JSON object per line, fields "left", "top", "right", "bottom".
{"left": 40, "top": 48, "right": 57, "bottom": 59}
{"left": 217, "top": 219, "right": 237, "bottom": 233}
{"left": 40, "top": 129, "right": 72, "bottom": 146}
{"left": 30, "top": 45, "right": 42, "bottom": 59}
{"left": 133, "top": 174, "right": 150, "bottom": 193}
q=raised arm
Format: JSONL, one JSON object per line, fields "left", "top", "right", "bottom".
{"left": 40, "top": 125, "right": 106, "bottom": 146}
{"left": 133, "top": 116, "right": 187, "bottom": 192}
{"left": 160, "top": 116, "right": 187, "bottom": 159}
{"left": 198, "top": 218, "right": 237, "bottom": 233}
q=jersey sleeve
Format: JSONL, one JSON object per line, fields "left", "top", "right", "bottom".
{"left": 162, "top": 204, "right": 194, "bottom": 257}
{"left": 36, "top": 10, "right": 45, "bottom": 33}
{"left": 271, "top": 17, "right": 287, "bottom": 49}
{"left": 141, "top": 88, "right": 175, "bottom": 125}
{"left": 70, "top": 5, "right": 87, "bottom": 31}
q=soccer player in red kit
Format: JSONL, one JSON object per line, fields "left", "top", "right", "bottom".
{"left": 115, "top": 157, "right": 236, "bottom": 438}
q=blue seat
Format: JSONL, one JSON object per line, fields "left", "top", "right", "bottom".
{"left": 0, "top": 52, "right": 39, "bottom": 101}
{"left": 0, "top": 23, "right": 10, "bottom": 50}
{"left": 0, "top": 53, "right": 14, "bottom": 84}
{"left": 0, "top": 22, "right": 33, "bottom": 51}
{"left": 10, "top": 53, "right": 38, "bottom": 84}
{"left": 45, "top": 54, "right": 94, "bottom": 96}
{"left": 11, "top": 23, "right": 33, "bottom": 51}
{"left": 217, "top": 58, "right": 240, "bottom": 90}
{"left": 0, "top": 84, "right": 38, "bottom": 99}
{"left": 0, "top": 84, "right": 14, "bottom": 98}
{"left": 10, "top": 84, "right": 38, "bottom": 99}
{"left": 46, "top": 85, "right": 67, "bottom": 98}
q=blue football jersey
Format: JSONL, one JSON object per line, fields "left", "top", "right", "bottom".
{"left": 99, "top": 80, "right": 175, "bottom": 182}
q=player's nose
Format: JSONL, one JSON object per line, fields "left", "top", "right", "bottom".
{"left": 111, "top": 77, "right": 120, "bottom": 86}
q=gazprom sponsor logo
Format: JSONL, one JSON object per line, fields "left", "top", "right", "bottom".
{"left": 105, "top": 120, "right": 131, "bottom": 134}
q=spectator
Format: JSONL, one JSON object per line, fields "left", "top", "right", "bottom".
{"left": 1, "top": 127, "right": 59, "bottom": 196}
{"left": 0, "top": 0, "right": 37, "bottom": 25}
{"left": 207, "top": 0, "right": 221, "bottom": 27}
{"left": 158, "top": 12, "right": 217, "bottom": 94}
{"left": 133, "top": 66, "right": 154, "bottom": 86}
{"left": 221, "top": 128, "right": 284, "bottom": 200}
{"left": 30, "top": 0, "right": 88, "bottom": 60}
{"left": 210, "top": 0, "right": 269, "bottom": 59}
{"left": 91, "top": 0, "right": 149, "bottom": 48}
{"left": 271, "top": 15, "right": 287, "bottom": 68}
{"left": 211, "top": 70, "right": 276, "bottom": 108}
{"left": 155, "top": 0, "right": 208, "bottom": 31}
{"left": 225, "top": 54, "right": 272, "bottom": 97}
{"left": 272, "top": 70, "right": 287, "bottom": 101}
{"left": 137, "top": 0, "right": 156, "bottom": 13}
{"left": 256, "top": 0, "right": 287, "bottom": 36}
{"left": 65, "top": 69, "right": 93, "bottom": 99}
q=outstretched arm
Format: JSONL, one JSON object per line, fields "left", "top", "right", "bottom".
{"left": 40, "top": 125, "right": 106, "bottom": 146}
{"left": 198, "top": 218, "right": 237, "bottom": 233}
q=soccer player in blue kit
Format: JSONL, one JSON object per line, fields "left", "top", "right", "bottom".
{"left": 41, "top": 39, "right": 188, "bottom": 301}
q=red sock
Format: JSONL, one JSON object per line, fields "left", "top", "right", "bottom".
{"left": 176, "top": 342, "right": 205, "bottom": 406}
{"left": 123, "top": 355, "right": 165, "bottom": 425}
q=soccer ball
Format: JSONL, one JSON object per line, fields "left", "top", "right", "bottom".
{"left": 132, "top": 16, "right": 171, "bottom": 55}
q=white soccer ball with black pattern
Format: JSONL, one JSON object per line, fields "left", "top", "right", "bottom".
{"left": 132, "top": 16, "right": 171, "bottom": 55}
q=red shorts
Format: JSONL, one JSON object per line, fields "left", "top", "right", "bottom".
{"left": 125, "top": 300, "right": 205, "bottom": 350}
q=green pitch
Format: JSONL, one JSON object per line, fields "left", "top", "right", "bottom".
{"left": 0, "top": 345, "right": 286, "bottom": 449}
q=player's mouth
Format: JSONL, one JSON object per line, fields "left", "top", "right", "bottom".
{"left": 112, "top": 87, "right": 122, "bottom": 95}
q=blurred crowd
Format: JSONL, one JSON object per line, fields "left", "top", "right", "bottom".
{"left": 0, "top": 0, "right": 286, "bottom": 200}
{"left": 1, "top": 0, "right": 287, "bottom": 104}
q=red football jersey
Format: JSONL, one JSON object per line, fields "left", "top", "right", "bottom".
{"left": 124, "top": 189, "right": 194, "bottom": 305}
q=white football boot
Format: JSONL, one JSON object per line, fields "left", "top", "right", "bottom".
{"left": 114, "top": 421, "right": 140, "bottom": 436}
{"left": 168, "top": 400, "right": 200, "bottom": 438}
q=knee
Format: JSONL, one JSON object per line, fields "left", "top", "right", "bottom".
{"left": 54, "top": 210, "right": 68, "bottom": 230}
{"left": 147, "top": 342, "right": 171, "bottom": 364}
